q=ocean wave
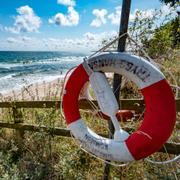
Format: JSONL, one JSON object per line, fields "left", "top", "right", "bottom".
{"left": 0, "top": 73, "right": 16, "bottom": 80}
{"left": 29, "top": 56, "right": 84, "bottom": 64}
{"left": 0, "top": 73, "right": 65, "bottom": 95}
{"left": 0, "top": 56, "right": 83, "bottom": 69}
{"left": 0, "top": 52, "right": 85, "bottom": 94}
{"left": 0, "top": 63, "right": 24, "bottom": 69}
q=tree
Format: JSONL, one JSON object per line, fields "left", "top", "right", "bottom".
{"left": 142, "top": 19, "right": 180, "bottom": 58}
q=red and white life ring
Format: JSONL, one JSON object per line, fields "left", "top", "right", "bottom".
{"left": 62, "top": 52, "right": 176, "bottom": 162}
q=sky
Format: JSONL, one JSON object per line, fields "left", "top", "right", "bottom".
{"left": 0, "top": 0, "right": 178, "bottom": 53}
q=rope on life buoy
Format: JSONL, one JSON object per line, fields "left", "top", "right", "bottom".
{"left": 62, "top": 52, "right": 176, "bottom": 162}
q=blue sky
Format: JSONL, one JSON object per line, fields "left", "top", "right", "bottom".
{"left": 0, "top": 0, "right": 176, "bottom": 52}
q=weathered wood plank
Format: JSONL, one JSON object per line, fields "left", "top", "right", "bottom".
{"left": 0, "top": 122, "right": 71, "bottom": 137}
{"left": 159, "top": 143, "right": 180, "bottom": 155}
{"left": 0, "top": 101, "right": 60, "bottom": 108}
{"left": 0, "top": 122, "right": 179, "bottom": 155}
{"left": 0, "top": 99, "right": 179, "bottom": 111}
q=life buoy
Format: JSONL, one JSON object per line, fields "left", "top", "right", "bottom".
{"left": 62, "top": 52, "right": 176, "bottom": 162}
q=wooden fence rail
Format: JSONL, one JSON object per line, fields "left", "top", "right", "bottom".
{"left": 0, "top": 99, "right": 180, "bottom": 111}
{"left": 0, "top": 99, "right": 180, "bottom": 155}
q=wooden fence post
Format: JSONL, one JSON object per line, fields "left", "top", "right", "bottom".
{"left": 12, "top": 106, "right": 24, "bottom": 150}
{"left": 103, "top": 0, "right": 132, "bottom": 179}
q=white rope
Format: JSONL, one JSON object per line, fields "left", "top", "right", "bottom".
{"left": 145, "top": 155, "right": 180, "bottom": 164}
{"left": 88, "top": 33, "right": 127, "bottom": 59}
{"left": 171, "top": 84, "right": 180, "bottom": 91}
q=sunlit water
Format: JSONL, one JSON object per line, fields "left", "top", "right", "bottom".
{"left": 0, "top": 51, "right": 86, "bottom": 94}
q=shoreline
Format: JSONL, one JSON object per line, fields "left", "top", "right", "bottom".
{"left": 0, "top": 77, "right": 64, "bottom": 101}
{"left": 0, "top": 72, "right": 114, "bottom": 102}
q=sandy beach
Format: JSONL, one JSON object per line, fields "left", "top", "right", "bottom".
{"left": 0, "top": 74, "right": 92, "bottom": 101}
{"left": 0, "top": 72, "right": 115, "bottom": 101}
{"left": 0, "top": 77, "right": 64, "bottom": 101}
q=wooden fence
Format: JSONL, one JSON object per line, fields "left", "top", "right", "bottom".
{"left": 0, "top": 99, "right": 179, "bottom": 155}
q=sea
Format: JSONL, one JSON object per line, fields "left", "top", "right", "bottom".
{"left": 0, "top": 51, "right": 86, "bottom": 95}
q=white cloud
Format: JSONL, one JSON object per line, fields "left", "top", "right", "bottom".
{"left": 48, "top": 19, "right": 54, "bottom": 24}
{"left": 49, "top": 6, "right": 79, "bottom": 26}
{"left": 129, "top": 4, "right": 178, "bottom": 26}
{"left": 160, "top": 4, "right": 172, "bottom": 16}
{"left": 6, "top": 5, "right": 41, "bottom": 34}
{"left": 90, "top": 9, "right": 108, "bottom": 27}
{"left": 83, "top": 32, "right": 96, "bottom": 41}
{"left": 108, "top": 4, "right": 178, "bottom": 26}
{"left": 7, "top": 36, "right": 32, "bottom": 44}
{"left": 7, "top": 37, "right": 18, "bottom": 43}
{"left": 57, "top": 0, "right": 76, "bottom": 7}
{"left": 21, "top": 36, "right": 32, "bottom": 42}
{"left": 129, "top": 8, "right": 155, "bottom": 22}
{"left": 83, "top": 31, "right": 117, "bottom": 49}
{"left": 108, "top": 6, "right": 121, "bottom": 25}
{"left": 2, "top": 31, "right": 117, "bottom": 52}
{"left": 159, "top": 4, "right": 178, "bottom": 22}
{"left": 83, "top": 31, "right": 113, "bottom": 42}
{"left": 108, "top": 6, "right": 155, "bottom": 25}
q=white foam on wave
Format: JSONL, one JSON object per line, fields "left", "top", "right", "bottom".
{"left": 34, "top": 56, "right": 84, "bottom": 65}
{"left": 0, "top": 55, "right": 84, "bottom": 96}
{"left": 0, "top": 56, "right": 84, "bottom": 69}
{"left": 0, "top": 74, "right": 16, "bottom": 80}
{"left": 0, "top": 73, "right": 65, "bottom": 96}
{"left": 0, "top": 63, "right": 24, "bottom": 69}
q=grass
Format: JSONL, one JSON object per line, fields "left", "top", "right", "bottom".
{"left": 0, "top": 51, "right": 179, "bottom": 179}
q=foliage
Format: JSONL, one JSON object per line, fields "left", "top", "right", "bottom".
{"left": 127, "top": 3, "right": 180, "bottom": 59}
{"left": 142, "top": 16, "right": 180, "bottom": 58}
